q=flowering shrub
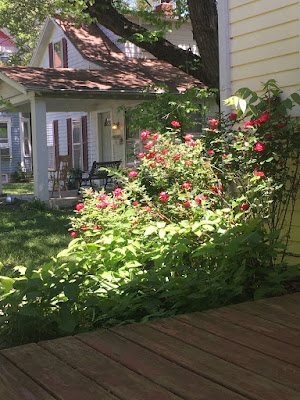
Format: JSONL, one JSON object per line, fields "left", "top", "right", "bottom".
{"left": 0, "top": 80, "right": 298, "bottom": 348}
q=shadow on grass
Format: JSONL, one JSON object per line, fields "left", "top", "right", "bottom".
{"left": 0, "top": 201, "right": 74, "bottom": 267}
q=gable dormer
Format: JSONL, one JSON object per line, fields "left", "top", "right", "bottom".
{"left": 48, "top": 38, "right": 68, "bottom": 68}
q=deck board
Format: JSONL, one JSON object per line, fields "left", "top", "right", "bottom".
{"left": 0, "top": 293, "right": 299, "bottom": 400}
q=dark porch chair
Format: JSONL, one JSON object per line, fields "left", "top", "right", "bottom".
{"left": 80, "top": 160, "right": 122, "bottom": 190}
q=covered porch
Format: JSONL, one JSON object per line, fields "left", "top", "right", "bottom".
{"left": 0, "top": 67, "right": 157, "bottom": 202}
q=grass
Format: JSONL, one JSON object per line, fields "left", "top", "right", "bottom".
{"left": 1, "top": 183, "right": 34, "bottom": 195}
{"left": 0, "top": 199, "right": 73, "bottom": 267}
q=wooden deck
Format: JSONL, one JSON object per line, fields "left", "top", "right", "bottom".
{"left": 1, "top": 293, "right": 300, "bottom": 400}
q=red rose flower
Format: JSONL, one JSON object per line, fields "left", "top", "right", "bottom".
{"left": 244, "top": 121, "right": 254, "bottom": 128}
{"left": 93, "top": 225, "right": 99, "bottom": 230}
{"left": 114, "top": 188, "right": 123, "bottom": 197}
{"left": 164, "top": 162, "right": 170, "bottom": 168}
{"left": 159, "top": 191, "right": 169, "bottom": 202}
{"left": 162, "top": 149, "right": 168, "bottom": 154}
{"left": 222, "top": 153, "right": 227, "bottom": 159}
{"left": 137, "top": 152, "right": 145, "bottom": 158}
{"left": 76, "top": 203, "right": 85, "bottom": 212}
{"left": 98, "top": 193, "right": 107, "bottom": 200}
{"left": 199, "top": 195, "right": 207, "bottom": 200}
{"left": 209, "top": 118, "right": 219, "bottom": 124}
{"left": 134, "top": 201, "right": 139, "bottom": 206}
{"left": 182, "top": 181, "right": 192, "bottom": 190}
{"left": 147, "top": 152, "right": 157, "bottom": 159}
{"left": 171, "top": 120, "right": 181, "bottom": 127}
{"left": 189, "top": 141, "right": 197, "bottom": 147}
{"left": 173, "top": 153, "right": 181, "bottom": 160}
{"left": 195, "top": 197, "right": 202, "bottom": 204}
{"left": 254, "top": 170, "right": 265, "bottom": 177}
{"left": 229, "top": 113, "right": 237, "bottom": 119}
{"left": 184, "top": 133, "right": 193, "bottom": 142}
{"left": 210, "top": 124, "right": 218, "bottom": 130}
{"left": 183, "top": 201, "right": 191, "bottom": 207}
{"left": 128, "top": 171, "right": 138, "bottom": 177}
{"left": 241, "top": 203, "right": 250, "bottom": 211}
{"left": 143, "top": 206, "right": 151, "bottom": 212}
{"left": 144, "top": 141, "right": 154, "bottom": 149}
{"left": 152, "top": 133, "right": 159, "bottom": 139}
{"left": 149, "top": 162, "right": 157, "bottom": 167}
{"left": 208, "top": 150, "right": 214, "bottom": 155}
{"left": 156, "top": 156, "right": 164, "bottom": 163}
{"left": 81, "top": 225, "right": 87, "bottom": 232}
{"left": 265, "top": 134, "right": 274, "bottom": 140}
{"left": 110, "top": 203, "right": 118, "bottom": 209}
{"left": 276, "top": 123, "right": 286, "bottom": 130}
{"left": 185, "top": 160, "right": 193, "bottom": 165}
{"left": 254, "top": 142, "right": 265, "bottom": 152}
{"left": 141, "top": 130, "right": 150, "bottom": 141}
{"left": 70, "top": 231, "right": 77, "bottom": 237}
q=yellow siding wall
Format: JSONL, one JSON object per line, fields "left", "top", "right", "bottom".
{"left": 228, "top": 0, "right": 300, "bottom": 263}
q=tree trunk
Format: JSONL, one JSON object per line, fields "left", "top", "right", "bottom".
{"left": 187, "top": 0, "right": 219, "bottom": 89}
{"left": 87, "top": 0, "right": 219, "bottom": 88}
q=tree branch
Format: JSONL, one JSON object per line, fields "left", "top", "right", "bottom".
{"left": 86, "top": 0, "right": 216, "bottom": 87}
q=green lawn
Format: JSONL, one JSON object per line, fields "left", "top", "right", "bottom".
{"left": 1, "top": 183, "right": 34, "bottom": 195}
{"left": 0, "top": 200, "right": 73, "bottom": 268}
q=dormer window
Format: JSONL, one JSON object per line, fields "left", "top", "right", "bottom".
{"left": 48, "top": 38, "right": 68, "bottom": 68}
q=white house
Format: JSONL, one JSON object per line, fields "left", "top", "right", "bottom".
{"left": 0, "top": 14, "right": 215, "bottom": 201}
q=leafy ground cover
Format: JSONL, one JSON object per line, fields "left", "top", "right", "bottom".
{"left": 0, "top": 200, "right": 73, "bottom": 267}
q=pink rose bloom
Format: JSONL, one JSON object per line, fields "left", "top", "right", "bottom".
{"left": 137, "top": 152, "right": 145, "bottom": 158}
{"left": 254, "top": 142, "right": 265, "bottom": 152}
{"left": 152, "top": 133, "right": 159, "bottom": 139}
{"left": 184, "top": 133, "right": 193, "bottom": 142}
{"left": 195, "top": 197, "right": 202, "bottom": 204}
{"left": 144, "top": 141, "right": 154, "bottom": 150}
{"left": 171, "top": 120, "right": 181, "bottom": 127}
{"left": 141, "top": 130, "right": 150, "bottom": 141}
{"left": 254, "top": 171, "right": 265, "bottom": 177}
{"left": 210, "top": 124, "right": 218, "bottom": 130}
{"left": 229, "top": 113, "right": 237, "bottom": 119}
{"left": 156, "top": 156, "right": 164, "bottom": 163}
{"left": 199, "top": 195, "right": 207, "bottom": 200}
{"left": 222, "top": 153, "right": 227, "bottom": 159}
{"left": 182, "top": 181, "right": 192, "bottom": 190}
{"left": 70, "top": 231, "right": 77, "bottom": 237}
{"left": 98, "top": 193, "right": 107, "bottom": 200}
{"left": 159, "top": 192, "right": 169, "bottom": 202}
{"left": 134, "top": 201, "right": 139, "bottom": 206}
{"left": 183, "top": 201, "right": 191, "bottom": 207}
{"left": 189, "top": 141, "right": 197, "bottom": 147}
{"left": 208, "top": 150, "right": 214, "bottom": 155}
{"left": 185, "top": 160, "right": 193, "bottom": 165}
{"left": 114, "top": 188, "right": 123, "bottom": 197}
{"left": 173, "top": 153, "right": 181, "bottom": 160}
{"left": 143, "top": 206, "right": 151, "bottom": 212}
{"left": 76, "top": 203, "right": 85, "bottom": 212}
{"left": 162, "top": 149, "right": 168, "bottom": 154}
{"left": 244, "top": 121, "right": 254, "bottom": 128}
{"left": 128, "top": 171, "right": 138, "bottom": 177}
{"left": 149, "top": 162, "right": 157, "bottom": 167}
{"left": 209, "top": 118, "right": 219, "bottom": 125}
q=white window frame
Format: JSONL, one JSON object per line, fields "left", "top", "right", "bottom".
{"left": 72, "top": 118, "right": 83, "bottom": 170}
{"left": 53, "top": 40, "right": 62, "bottom": 68}
{"left": 0, "top": 117, "right": 12, "bottom": 158}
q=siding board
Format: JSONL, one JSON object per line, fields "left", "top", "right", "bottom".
{"left": 230, "top": 1, "right": 298, "bottom": 23}
{"left": 230, "top": 5, "right": 299, "bottom": 36}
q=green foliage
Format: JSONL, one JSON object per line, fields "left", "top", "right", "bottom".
{"left": 0, "top": 80, "right": 299, "bottom": 348}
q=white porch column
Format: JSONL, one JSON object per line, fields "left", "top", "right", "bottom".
{"left": 30, "top": 97, "right": 49, "bottom": 201}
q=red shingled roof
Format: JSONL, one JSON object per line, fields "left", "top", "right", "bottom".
{"left": 0, "top": 63, "right": 204, "bottom": 93}
{"left": 53, "top": 16, "right": 126, "bottom": 66}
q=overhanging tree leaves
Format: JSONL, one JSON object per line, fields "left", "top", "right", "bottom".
{"left": 0, "top": 0, "right": 219, "bottom": 88}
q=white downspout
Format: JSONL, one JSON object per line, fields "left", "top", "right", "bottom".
{"left": 218, "top": 0, "right": 231, "bottom": 114}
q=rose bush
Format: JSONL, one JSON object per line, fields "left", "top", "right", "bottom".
{"left": 0, "top": 80, "right": 299, "bottom": 348}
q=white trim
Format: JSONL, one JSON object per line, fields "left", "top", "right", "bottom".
{"left": 0, "top": 72, "right": 27, "bottom": 95}
{"left": 0, "top": 117, "right": 12, "bottom": 158}
{"left": 218, "top": 0, "right": 231, "bottom": 113}
{"left": 30, "top": 17, "right": 53, "bottom": 67}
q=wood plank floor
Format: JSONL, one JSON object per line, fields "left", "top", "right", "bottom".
{"left": 1, "top": 293, "right": 299, "bottom": 399}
